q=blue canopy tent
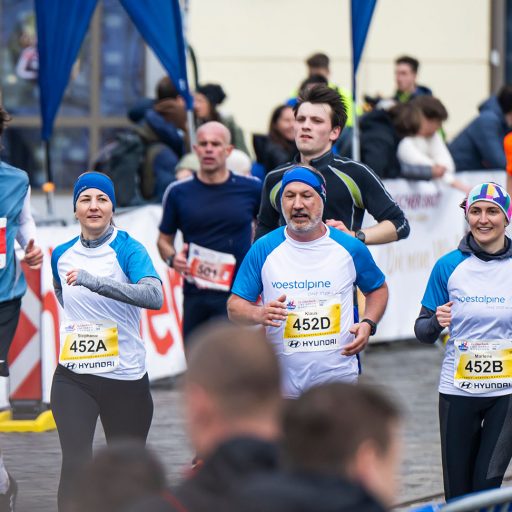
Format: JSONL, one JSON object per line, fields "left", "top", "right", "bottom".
{"left": 34, "top": 0, "right": 193, "bottom": 212}
{"left": 350, "top": 0, "right": 377, "bottom": 161}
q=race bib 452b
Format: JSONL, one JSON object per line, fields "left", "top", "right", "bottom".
{"left": 454, "top": 339, "right": 512, "bottom": 394}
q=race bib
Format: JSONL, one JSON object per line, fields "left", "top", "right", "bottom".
{"left": 454, "top": 339, "right": 512, "bottom": 394}
{"left": 187, "top": 243, "right": 236, "bottom": 292}
{"left": 283, "top": 297, "right": 341, "bottom": 353}
{"left": 59, "top": 320, "right": 119, "bottom": 374}
{"left": 0, "top": 218, "right": 6, "bottom": 269}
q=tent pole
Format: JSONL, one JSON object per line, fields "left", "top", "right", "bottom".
{"left": 351, "top": 97, "right": 360, "bottom": 162}
{"left": 42, "top": 140, "right": 55, "bottom": 216}
{"left": 187, "top": 109, "right": 196, "bottom": 151}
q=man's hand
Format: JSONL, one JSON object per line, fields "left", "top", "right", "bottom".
{"left": 24, "top": 239, "right": 43, "bottom": 269}
{"left": 432, "top": 164, "right": 447, "bottom": 178}
{"left": 436, "top": 301, "right": 453, "bottom": 328}
{"left": 256, "top": 294, "right": 288, "bottom": 327}
{"left": 343, "top": 321, "right": 372, "bottom": 356}
{"left": 173, "top": 243, "right": 189, "bottom": 274}
{"left": 326, "top": 219, "right": 354, "bottom": 237}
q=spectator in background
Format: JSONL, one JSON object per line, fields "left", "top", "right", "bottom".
{"left": 136, "top": 76, "right": 187, "bottom": 201}
{"left": 194, "top": 83, "right": 249, "bottom": 155}
{"left": 239, "top": 383, "right": 402, "bottom": 512}
{"left": 359, "top": 101, "right": 420, "bottom": 179}
{"left": 286, "top": 74, "right": 329, "bottom": 108}
{"left": 394, "top": 55, "right": 432, "bottom": 103}
{"left": 253, "top": 105, "right": 297, "bottom": 175}
{"left": 398, "top": 96, "right": 471, "bottom": 192}
{"left": 449, "top": 85, "right": 512, "bottom": 171}
{"left": 174, "top": 152, "right": 200, "bottom": 181}
{"left": 303, "top": 53, "right": 354, "bottom": 127}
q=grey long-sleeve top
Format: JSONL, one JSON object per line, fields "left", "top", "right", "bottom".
{"left": 53, "top": 226, "right": 163, "bottom": 310}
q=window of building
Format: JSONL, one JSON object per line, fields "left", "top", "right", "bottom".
{"left": 0, "top": 0, "right": 145, "bottom": 189}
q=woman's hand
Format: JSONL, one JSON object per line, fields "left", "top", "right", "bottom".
{"left": 66, "top": 269, "right": 81, "bottom": 286}
{"left": 436, "top": 301, "right": 453, "bottom": 328}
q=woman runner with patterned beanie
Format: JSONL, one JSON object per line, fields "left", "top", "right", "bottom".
{"left": 415, "top": 182, "right": 512, "bottom": 499}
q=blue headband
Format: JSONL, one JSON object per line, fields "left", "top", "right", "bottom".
{"left": 73, "top": 172, "right": 116, "bottom": 212}
{"left": 281, "top": 167, "right": 326, "bottom": 203}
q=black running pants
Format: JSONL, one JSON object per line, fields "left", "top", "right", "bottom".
{"left": 51, "top": 365, "right": 153, "bottom": 511}
{"left": 439, "top": 392, "right": 512, "bottom": 500}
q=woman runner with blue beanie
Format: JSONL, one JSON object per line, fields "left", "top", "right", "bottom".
{"left": 415, "top": 182, "right": 512, "bottom": 499}
{"left": 50, "top": 172, "right": 163, "bottom": 511}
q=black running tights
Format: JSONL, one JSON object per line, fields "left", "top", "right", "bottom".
{"left": 51, "top": 365, "right": 153, "bottom": 511}
{"left": 439, "top": 392, "right": 512, "bottom": 500}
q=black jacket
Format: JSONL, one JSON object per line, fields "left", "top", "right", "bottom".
{"left": 125, "top": 437, "right": 279, "bottom": 512}
{"left": 239, "top": 470, "right": 387, "bottom": 512}
{"left": 255, "top": 150, "right": 410, "bottom": 241}
{"left": 359, "top": 109, "right": 402, "bottom": 180}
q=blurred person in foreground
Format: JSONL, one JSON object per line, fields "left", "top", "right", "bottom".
{"left": 71, "top": 440, "right": 167, "bottom": 512}
{"left": 240, "top": 382, "right": 402, "bottom": 512}
{"left": 125, "top": 321, "right": 282, "bottom": 512}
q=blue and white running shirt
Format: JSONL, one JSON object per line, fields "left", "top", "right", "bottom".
{"left": 51, "top": 228, "right": 160, "bottom": 380}
{"left": 232, "top": 226, "right": 385, "bottom": 398}
{"left": 422, "top": 250, "right": 512, "bottom": 397}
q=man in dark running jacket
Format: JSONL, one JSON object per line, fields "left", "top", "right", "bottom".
{"left": 255, "top": 85, "right": 410, "bottom": 245}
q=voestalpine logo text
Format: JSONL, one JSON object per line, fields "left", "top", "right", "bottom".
{"left": 455, "top": 295, "right": 505, "bottom": 304}
{"left": 271, "top": 279, "right": 331, "bottom": 290}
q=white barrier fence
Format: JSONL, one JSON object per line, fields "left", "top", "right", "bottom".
{"left": 2, "top": 170, "right": 506, "bottom": 408}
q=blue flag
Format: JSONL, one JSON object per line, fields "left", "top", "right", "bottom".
{"left": 351, "top": 0, "right": 377, "bottom": 99}
{"left": 120, "top": 0, "right": 193, "bottom": 110}
{"left": 35, "top": 0, "right": 98, "bottom": 141}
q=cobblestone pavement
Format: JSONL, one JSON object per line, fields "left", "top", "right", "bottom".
{"left": 2, "top": 340, "right": 511, "bottom": 511}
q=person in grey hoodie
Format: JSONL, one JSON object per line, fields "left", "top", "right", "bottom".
{"left": 449, "top": 85, "right": 512, "bottom": 171}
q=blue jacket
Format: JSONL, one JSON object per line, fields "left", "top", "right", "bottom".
{"left": 0, "top": 162, "right": 29, "bottom": 302}
{"left": 141, "top": 109, "right": 185, "bottom": 201}
{"left": 449, "top": 96, "right": 510, "bottom": 171}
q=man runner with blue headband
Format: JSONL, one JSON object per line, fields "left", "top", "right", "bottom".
{"left": 228, "top": 166, "right": 388, "bottom": 398}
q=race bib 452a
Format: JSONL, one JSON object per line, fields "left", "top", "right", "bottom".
{"left": 59, "top": 320, "right": 119, "bottom": 374}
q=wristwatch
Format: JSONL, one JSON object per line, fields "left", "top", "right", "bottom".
{"left": 355, "top": 230, "right": 366, "bottom": 244}
{"left": 166, "top": 254, "right": 175, "bottom": 268}
{"left": 361, "top": 318, "right": 377, "bottom": 336}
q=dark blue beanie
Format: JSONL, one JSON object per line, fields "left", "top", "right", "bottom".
{"left": 73, "top": 172, "right": 116, "bottom": 211}
{"left": 281, "top": 166, "right": 327, "bottom": 203}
